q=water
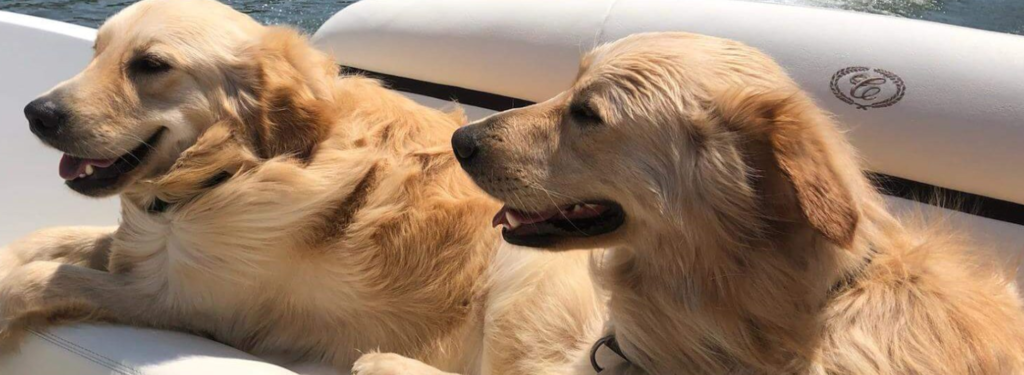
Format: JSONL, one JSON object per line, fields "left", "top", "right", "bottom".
{"left": 0, "top": 0, "right": 1021, "bottom": 36}
{"left": 752, "top": 0, "right": 1024, "bottom": 35}
{"left": 0, "top": 0, "right": 357, "bottom": 33}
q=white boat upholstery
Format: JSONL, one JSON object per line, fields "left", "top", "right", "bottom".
{"left": 0, "top": 12, "right": 119, "bottom": 246}
{"left": 0, "top": 11, "right": 331, "bottom": 375}
{"left": 315, "top": 0, "right": 1024, "bottom": 207}
{"left": 0, "top": 325, "right": 301, "bottom": 375}
{"left": 2, "top": 0, "right": 1024, "bottom": 373}
{"left": 314, "top": 0, "right": 1024, "bottom": 286}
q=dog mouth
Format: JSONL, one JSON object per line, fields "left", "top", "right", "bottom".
{"left": 492, "top": 200, "right": 625, "bottom": 247}
{"left": 60, "top": 128, "right": 166, "bottom": 193}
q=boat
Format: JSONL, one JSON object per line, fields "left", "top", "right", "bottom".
{"left": 1, "top": 0, "right": 1022, "bottom": 373}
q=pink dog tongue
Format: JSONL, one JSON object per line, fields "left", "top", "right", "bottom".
{"left": 59, "top": 154, "right": 116, "bottom": 181}
{"left": 491, "top": 206, "right": 561, "bottom": 228}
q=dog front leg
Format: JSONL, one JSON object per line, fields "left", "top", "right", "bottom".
{"left": 352, "top": 353, "right": 459, "bottom": 375}
{"left": 351, "top": 353, "right": 624, "bottom": 375}
{"left": 0, "top": 226, "right": 116, "bottom": 280}
{"left": 0, "top": 261, "right": 176, "bottom": 350}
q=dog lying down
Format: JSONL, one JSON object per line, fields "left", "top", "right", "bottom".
{"left": 1, "top": 0, "right": 606, "bottom": 373}
{"left": 356, "top": 33, "right": 1024, "bottom": 374}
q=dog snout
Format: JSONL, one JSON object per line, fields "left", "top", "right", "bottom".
{"left": 452, "top": 124, "right": 483, "bottom": 166}
{"left": 25, "top": 95, "right": 70, "bottom": 139}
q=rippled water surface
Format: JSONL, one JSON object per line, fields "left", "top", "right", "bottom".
{"left": 0, "top": 0, "right": 1021, "bottom": 36}
{"left": 753, "top": 0, "right": 1024, "bottom": 35}
{"left": 0, "top": 0, "right": 356, "bottom": 33}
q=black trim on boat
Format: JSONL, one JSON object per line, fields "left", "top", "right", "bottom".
{"left": 868, "top": 173, "right": 1024, "bottom": 226}
{"left": 341, "top": 66, "right": 534, "bottom": 110}
{"left": 340, "top": 65, "right": 1024, "bottom": 227}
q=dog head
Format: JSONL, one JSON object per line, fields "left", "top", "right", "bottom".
{"left": 454, "top": 32, "right": 859, "bottom": 250}
{"left": 24, "top": 0, "right": 336, "bottom": 197}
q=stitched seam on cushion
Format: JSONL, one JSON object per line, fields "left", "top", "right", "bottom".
{"left": 29, "top": 329, "right": 142, "bottom": 375}
{"left": 32, "top": 329, "right": 127, "bottom": 370}
{"left": 30, "top": 330, "right": 132, "bottom": 375}
{"left": 37, "top": 329, "right": 134, "bottom": 369}
{"left": 33, "top": 329, "right": 142, "bottom": 375}
{"left": 29, "top": 330, "right": 135, "bottom": 375}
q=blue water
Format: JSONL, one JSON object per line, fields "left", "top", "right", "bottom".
{"left": 0, "top": 0, "right": 357, "bottom": 33}
{"left": 758, "top": 0, "right": 1024, "bottom": 35}
{"left": 0, "top": 0, "right": 1021, "bottom": 36}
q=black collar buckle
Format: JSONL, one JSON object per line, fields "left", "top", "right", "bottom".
{"left": 590, "top": 334, "right": 633, "bottom": 373}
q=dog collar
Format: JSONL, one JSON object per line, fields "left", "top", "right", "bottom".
{"left": 828, "top": 248, "right": 878, "bottom": 297}
{"left": 146, "top": 171, "right": 233, "bottom": 215}
{"left": 590, "top": 334, "right": 633, "bottom": 373}
{"left": 147, "top": 198, "right": 170, "bottom": 214}
{"left": 587, "top": 251, "right": 877, "bottom": 374}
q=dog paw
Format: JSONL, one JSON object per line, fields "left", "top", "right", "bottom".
{"left": 352, "top": 353, "right": 452, "bottom": 375}
{"left": 0, "top": 317, "right": 29, "bottom": 354}
{"left": 0, "top": 262, "right": 62, "bottom": 343}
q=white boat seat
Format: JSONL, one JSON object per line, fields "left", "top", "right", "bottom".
{"left": 0, "top": 325, "right": 309, "bottom": 375}
{"left": 0, "top": 11, "right": 338, "bottom": 375}
{"left": 3, "top": 0, "right": 1024, "bottom": 374}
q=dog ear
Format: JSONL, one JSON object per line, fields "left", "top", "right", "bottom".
{"left": 154, "top": 121, "right": 259, "bottom": 204}
{"left": 719, "top": 88, "right": 859, "bottom": 247}
{"left": 226, "top": 27, "right": 337, "bottom": 162}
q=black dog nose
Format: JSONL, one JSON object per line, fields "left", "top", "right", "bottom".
{"left": 25, "top": 96, "right": 69, "bottom": 137}
{"left": 451, "top": 125, "right": 480, "bottom": 164}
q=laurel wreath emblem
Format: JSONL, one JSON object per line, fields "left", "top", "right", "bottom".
{"left": 830, "top": 66, "right": 906, "bottom": 110}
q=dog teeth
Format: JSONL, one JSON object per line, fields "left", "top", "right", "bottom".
{"left": 570, "top": 204, "right": 583, "bottom": 213}
{"left": 78, "top": 173, "right": 86, "bottom": 178}
{"left": 85, "top": 165, "right": 94, "bottom": 176}
{"left": 506, "top": 212, "right": 522, "bottom": 229}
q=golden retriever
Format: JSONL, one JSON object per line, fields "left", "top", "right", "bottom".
{"left": 1, "top": 0, "right": 605, "bottom": 373}
{"left": 357, "top": 32, "right": 1024, "bottom": 374}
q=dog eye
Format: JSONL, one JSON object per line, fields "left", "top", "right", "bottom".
{"left": 130, "top": 55, "right": 172, "bottom": 75}
{"left": 569, "top": 102, "right": 602, "bottom": 125}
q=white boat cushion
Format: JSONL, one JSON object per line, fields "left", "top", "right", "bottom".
{"left": 314, "top": 0, "right": 1024, "bottom": 288}
{"left": 3, "top": 1, "right": 1024, "bottom": 374}
{"left": 0, "top": 325, "right": 308, "bottom": 375}
{"left": 315, "top": 0, "right": 1024, "bottom": 207}
{"left": 0, "top": 11, "right": 342, "bottom": 375}
{"left": 0, "top": 12, "right": 119, "bottom": 246}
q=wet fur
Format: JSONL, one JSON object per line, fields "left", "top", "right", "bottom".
{"left": 0, "top": 0, "right": 603, "bottom": 373}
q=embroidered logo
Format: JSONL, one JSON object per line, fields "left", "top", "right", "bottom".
{"left": 830, "top": 67, "right": 906, "bottom": 110}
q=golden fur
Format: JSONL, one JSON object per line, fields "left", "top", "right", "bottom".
{"left": 358, "top": 32, "right": 1024, "bottom": 374}
{"left": 0, "top": 0, "right": 605, "bottom": 373}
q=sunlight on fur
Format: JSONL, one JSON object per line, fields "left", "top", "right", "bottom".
{"left": 0, "top": 0, "right": 606, "bottom": 373}
{"left": 358, "top": 32, "right": 1024, "bottom": 374}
